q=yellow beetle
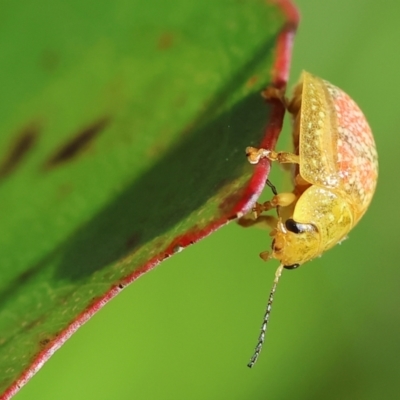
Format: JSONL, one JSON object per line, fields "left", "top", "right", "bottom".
{"left": 241, "top": 71, "right": 378, "bottom": 367}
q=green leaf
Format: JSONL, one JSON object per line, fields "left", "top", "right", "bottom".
{"left": 0, "top": 0, "right": 297, "bottom": 396}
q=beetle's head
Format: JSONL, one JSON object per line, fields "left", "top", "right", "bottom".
{"left": 270, "top": 218, "right": 321, "bottom": 268}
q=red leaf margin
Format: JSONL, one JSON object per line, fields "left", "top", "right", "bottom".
{"left": 1, "top": 1, "right": 299, "bottom": 398}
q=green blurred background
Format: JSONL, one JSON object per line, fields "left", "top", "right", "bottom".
{"left": 15, "top": 1, "right": 399, "bottom": 399}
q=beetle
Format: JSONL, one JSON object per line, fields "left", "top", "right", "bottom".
{"left": 240, "top": 71, "right": 378, "bottom": 367}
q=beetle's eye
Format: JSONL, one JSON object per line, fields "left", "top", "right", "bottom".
{"left": 284, "top": 264, "right": 300, "bottom": 270}
{"left": 285, "top": 218, "right": 317, "bottom": 234}
{"left": 285, "top": 218, "right": 302, "bottom": 234}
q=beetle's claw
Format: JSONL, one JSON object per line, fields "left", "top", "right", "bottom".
{"left": 259, "top": 251, "right": 271, "bottom": 261}
{"left": 261, "top": 86, "right": 287, "bottom": 106}
{"left": 245, "top": 147, "right": 271, "bottom": 164}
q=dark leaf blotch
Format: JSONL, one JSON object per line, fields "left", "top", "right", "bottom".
{"left": 0, "top": 123, "right": 40, "bottom": 179}
{"left": 44, "top": 117, "right": 110, "bottom": 169}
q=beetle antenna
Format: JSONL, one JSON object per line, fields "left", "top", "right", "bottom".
{"left": 266, "top": 179, "right": 278, "bottom": 196}
{"left": 247, "top": 263, "right": 284, "bottom": 368}
{"left": 266, "top": 179, "right": 282, "bottom": 218}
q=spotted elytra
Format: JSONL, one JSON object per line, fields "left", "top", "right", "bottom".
{"left": 239, "top": 71, "right": 378, "bottom": 368}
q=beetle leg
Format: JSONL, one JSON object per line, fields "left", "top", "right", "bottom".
{"left": 260, "top": 86, "right": 302, "bottom": 116}
{"left": 252, "top": 192, "right": 296, "bottom": 218}
{"left": 270, "top": 192, "right": 296, "bottom": 207}
{"left": 286, "top": 91, "right": 302, "bottom": 115}
{"left": 259, "top": 251, "right": 271, "bottom": 261}
{"left": 294, "top": 173, "right": 309, "bottom": 186}
{"left": 246, "top": 147, "right": 300, "bottom": 165}
{"left": 237, "top": 215, "right": 278, "bottom": 230}
{"left": 261, "top": 86, "right": 288, "bottom": 107}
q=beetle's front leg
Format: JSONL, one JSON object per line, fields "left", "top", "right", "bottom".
{"left": 246, "top": 147, "right": 300, "bottom": 165}
{"left": 237, "top": 214, "right": 278, "bottom": 230}
{"left": 238, "top": 191, "right": 296, "bottom": 230}
{"left": 251, "top": 192, "right": 296, "bottom": 219}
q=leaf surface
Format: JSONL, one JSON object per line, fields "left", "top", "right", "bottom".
{"left": 0, "top": 0, "right": 298, "bottom": 397}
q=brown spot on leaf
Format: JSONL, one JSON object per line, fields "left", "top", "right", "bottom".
{"left": 14, "top": 267, "right": 38, "bottom": 286}
{"left": 44, "top": 117, "right": 110, "bottom": 169}
{"left": 126, "top": 232, "right": 141, "bottom": 250}
{"left": 0, "top": 123, "right": 40, "bottom": 179}
{"left": 40, "top": 49, "right": 60, "bottom": 73}
{"left": 147, "top": 141, "right": 167, "bottom": 158}
{"left": 55, "top": 182, "right": 74, "bottom": 200}
{"left": 39, "top": 338, "right": 51, "bottom": 347}
{"left": 174, "top": 94, "right": 187, "bottom": 108}
{"left": 24, "top": 316, "right": 45, "bottom": 332}
{"left": 157, "top": 32, "right": 174, "bottom": 50}
{"left": 246, "top": 75, "right": 259, "bottom": 89}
